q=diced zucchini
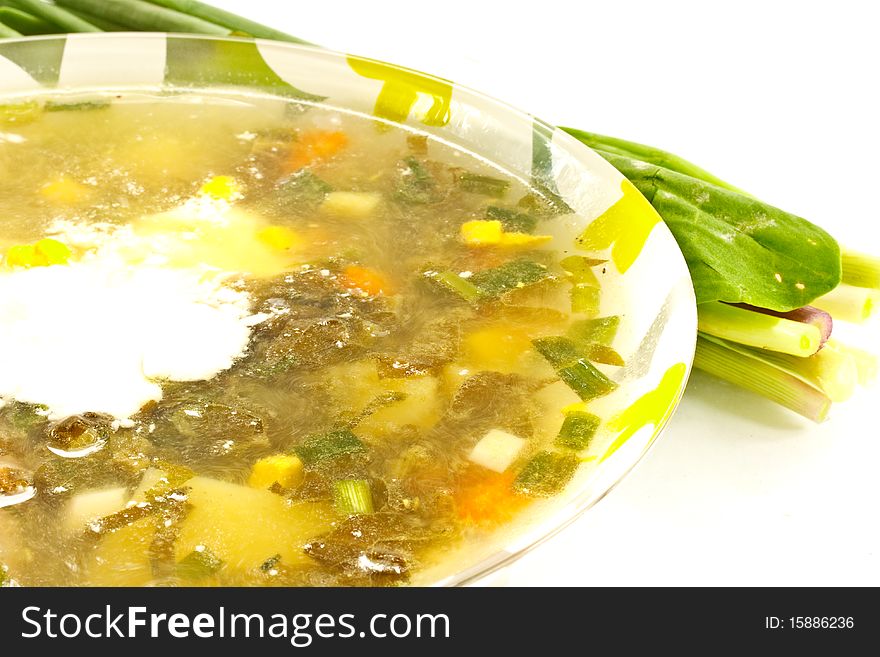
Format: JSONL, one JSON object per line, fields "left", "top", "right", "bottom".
{"left": 554, "top": 412, "right": 600, "bottom": 450}
{"left": 275, "top": 170, "right": 333, "bottom": 208}
{"left": 486, "top": 206, "right": 538, "bottom": 233}
{"left": 423, "top": 269, "right": 483, "bottom": 303}
{"left": 468, "top": 429, "right": 526, "bottom": 473}
{"left": 454, "top": 171, "right": 511, "bottom": 198}
{"left": 568, "top": 316, "right": 621, "bottom": 346}
{"left": 558, "top": 359, "right": 618, "bottom": 401}
{"left": 177, "top": 546, "right": 224, "bottom": 580}
{"left": 532, "top": 336, "right": 581, "bottom": 368}
{"left": 469, "top": 259, "right": 551, "bottom": 297}
{"left": 513, "top": 451, "right": 579, "bottom": 497}
{"left": 583, "top": 343, "right": 625, "bottom": 367}
{"left": 571, "top": 284, "right": 600, "bottom": 315}
{"left": 395, "top": 157, "right": 438, "bottom": 204}
{"left": 560, "top": 255, "right": 604, "bottom": 285}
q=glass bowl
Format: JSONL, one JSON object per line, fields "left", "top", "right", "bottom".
{"left": 0, "top": 34, "right": 697, "bottom": 586}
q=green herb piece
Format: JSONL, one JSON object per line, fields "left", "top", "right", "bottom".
{"left": 555, "top": 412, "right": 601, "bottom": 450}
{"left": 570, "top": 284, "right": 600, "bottom": 315}
{"left": 513, "top": 451, "right": 579, "bottom": 497}
{"left": 394, "top": 156, "right": 438, "bottom": 204}
{"left": 469, "top": 259, "right": 550, "bottom": 297}
{"left": 568, "top": 316, "right": 620, "bottom": 346}
{"left": 582, "top": 343, "right": 625, "bottom": 367}
{"left": 260, "top": 554, "right": 282, "bottom": 573}
{"left": 454, "top": 171, "right": 511, "bottom": 198}
{"left": 486, "top": 206, "right": 538, "bottom": 233}
{"left": 333, "top": 479, "right": 374, "bottom": 516}
{"left": 560, "top": 255, "right": 604, "bottom": 285}
{"left": 295, "top": 429, "right": 366, "bottom": 467}
{"left": 3, "top": 401, "right": 48, "bottom": 432}
{"left": 177, "top": 547, "right": 224, "bottom": 579}
{"left": 44, "top": 99, "right": 111, "bottom": 112}
{"left": 532, "top": 336, "right": 581, "bottom": 368}
{"left": 0, "top": 101, "right": 40, "bottom": 125}
{"left": 558, "top": 359, "right": 618, "bottom": 401}
{"left": 276, "top": 170, "right": 333, "bottom": 208}
{"left": 423, "top": 269, "right": 483, "bottom": 303}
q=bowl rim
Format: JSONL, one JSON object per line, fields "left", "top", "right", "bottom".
{"left": 0, "top": 32, "right": 698, "bottom": 586}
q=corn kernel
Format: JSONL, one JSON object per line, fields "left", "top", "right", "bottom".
{"left": 5, "top": 244, "right": 37, "bottom": 268}
{"left": 248, "top": 454, "right": 304, "bottom": 490}
{"left": 34, "top": 238, "right": 72, "bottom": 265}
{"left": 257, "top": 226, "right": 299, "bottom": 251}
{"left": 199, "top": 175, "right": 242, "bottom": 201}
{"left": 461, "top": 220, "right": 503, "bottom": 245}
{"left": 499, "top": 232, "right": 553, "bottom": 247}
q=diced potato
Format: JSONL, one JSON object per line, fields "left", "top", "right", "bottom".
{"left": 320, "top": 191, "right": 382, "bottom": 219}
{"left": 463, "top": 326, "right": 532, "bottom": 373}
{"left": 65, "top": 487, "right": 130, "bottom": 532}
{"left": 174, "top": 477, "right": 334, "bottom": 571}
{"left": 442, "top": 362, "right": 474, "bottom": 395}
{"left": 40, "top": 176, "right": 91, "bottom": 205}
{"left": 130, "top": 467, "right": 168, "bottom": 503}
{"left": 86, "top": 516, "right": 157, "bottom": 587}
{"left": 358, "top": 376, "right": 442, "bottom": 437}
{"left": 248, "top": 455, "right": 304, "bottom": 490}
{"left": 468, "top": 429, "right": 526, "bottom": 473}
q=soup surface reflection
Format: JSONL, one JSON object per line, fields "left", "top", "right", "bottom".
{"left": 0, "top": 92, "right": 620, "bottom": 586}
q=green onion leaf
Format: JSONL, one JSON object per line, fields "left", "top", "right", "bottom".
{"left": 514, "top": 451, "right": 579, "bottom": 497}
{"left": 555, "top": 412, "right": 600, "bottom": 450}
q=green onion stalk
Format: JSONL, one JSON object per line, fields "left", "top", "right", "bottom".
{"left": 1, "top": 0, "right": 877, "bottom": 421}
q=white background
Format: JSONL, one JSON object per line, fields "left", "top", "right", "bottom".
{"left": 213, "top": 0, "right": 879, "bottom": 585}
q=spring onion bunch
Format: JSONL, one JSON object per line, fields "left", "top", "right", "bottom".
{"left": 1, "top": 0, "right": 876, "bottom": 422}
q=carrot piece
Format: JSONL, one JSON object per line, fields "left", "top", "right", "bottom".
{"left": 286, "top": 130, "right": 348, "bottom": 172}
{"left": 454, "top": 467, "right": 529, "bottom": 526}
{"left": 341, "top": 265, "right": 392, "bottom": 296}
